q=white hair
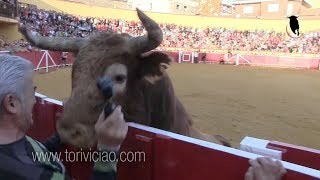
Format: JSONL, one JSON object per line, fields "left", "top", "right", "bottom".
{"left": 0, "top": 54, "right": 34, "bottom": 115}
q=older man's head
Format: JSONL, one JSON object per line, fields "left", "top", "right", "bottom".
{"left": 0, "top": 54, "right": 36, "bottom": 134}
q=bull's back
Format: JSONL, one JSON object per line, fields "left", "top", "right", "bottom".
{"left": 172, "top": 97, "right": 193, "bottom": 136}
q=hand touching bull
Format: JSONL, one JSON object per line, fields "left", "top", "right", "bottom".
{"left": 95, "top": 106, "right": 128, "bottom": 151}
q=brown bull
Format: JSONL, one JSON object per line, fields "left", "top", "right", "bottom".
{"left": 19, "top": 9, "right": 231, "bottom": 148}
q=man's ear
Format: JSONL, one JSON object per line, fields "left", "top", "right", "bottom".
{"left": 2, "top": 94, "right": 19, "bottom": 114}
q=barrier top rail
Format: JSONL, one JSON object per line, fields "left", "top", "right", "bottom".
{"left": 1, "top": 47, "right": 319, "bottom": 58}
{"left": 130, "top": 123, "right": 320, "bottom": 178}
{"left": 158, "top": 48, "right": 320, "bottom": 57}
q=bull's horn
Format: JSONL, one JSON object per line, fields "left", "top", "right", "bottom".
{"left": 129, "top": 9, "right": 163, "bottom": 54}
{"left": 19, "top": 26, "right": 86, "bottom": 52}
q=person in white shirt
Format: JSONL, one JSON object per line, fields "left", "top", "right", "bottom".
{"left": 194, "top": 50, "right": 199, "bottom": 63}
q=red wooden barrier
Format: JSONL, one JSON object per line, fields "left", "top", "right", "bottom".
{"left": 239, "top": 54, "right": 320, "bottom": 69}
{"left": 267, "top": 141, "right": 320, "bottom": 171}
{"left": 0, "top": 51, "right": 76, "bottom": 72}
{"left": 101, "top": 51, "right": 316, "bottom": 68}
{"left": 119, "top": 124, "right": 320, "bottom": 180}
{"left": 27, "top": 93, "right": 320, "bottom": 180}
{"left": 241, "top": 137, "right": 320, "bottom": 171}
{"left": 2, "top": 50, "right": 319, "bottom": 70}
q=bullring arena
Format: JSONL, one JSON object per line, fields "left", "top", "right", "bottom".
{"left": 34, "top": 61, "right": 320, "bottom": 150}
{"left": 1, "top": 0, "right": 320, "bottom": 179}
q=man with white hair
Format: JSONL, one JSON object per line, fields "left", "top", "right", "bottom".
{"left": 0, "top": 54, "right": 128, "bottom": 179}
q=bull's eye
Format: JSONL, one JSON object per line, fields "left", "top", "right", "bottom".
{"left": 114, "top": 75, "right": 126, "bottom": 83}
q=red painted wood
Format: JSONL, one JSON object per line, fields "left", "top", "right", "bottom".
{"left": 14, "top": 51, "right": 44, "bottom": 68}
{"left": 118, "top": 128, "right": 154, "bottom": 180}
{"left": 27, "top": 97, "right": 53, "bottom": 141}
{"left": 10, "top": 51, "right": 320, "bottom": 70}
{"left": 267, "top": 142, "right": 320, "bottom": 171}
{"left": 133, "top": 128, "right": 315, "bottom": 180}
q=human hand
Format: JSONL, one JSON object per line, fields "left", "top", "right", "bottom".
{"left": 94, "top": 106, "right": 128, "bottom": 151}
{"left": 245, "top": 157, "right": 287, "bottom": 180}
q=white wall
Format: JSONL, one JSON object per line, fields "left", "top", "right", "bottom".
{"left": 150, "top": 0, "right": 171, "bottom": 13}
{"left": 128, "top": 0, "right": 172, "bottom": 13}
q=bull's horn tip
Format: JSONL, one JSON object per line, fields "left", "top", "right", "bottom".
{"left": 136, "top": 8, "right": 146, "bottom": 18}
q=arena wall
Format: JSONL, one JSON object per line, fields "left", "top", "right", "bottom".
{"left": 18, "top": 0, "right": 62, "bottom": 12}
{"left": 1, "top": 50, "right": 319, "bottom": 71}
{"left": 13, "top": 51, "right": 75, "bottom": 68}
{"left": 0, "top": 23, "right": 22, "bottom": 42}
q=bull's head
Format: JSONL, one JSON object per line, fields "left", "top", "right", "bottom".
{"left": 20, "top": 9, "right": 172, "bottom": 148}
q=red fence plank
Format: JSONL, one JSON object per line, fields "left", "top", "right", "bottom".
{"left": 267, "top": 142, "right": 320, "bottom": 171}
{"left": 124, "top": 124, "right": 320, "bottom": 180}
{"left": 5, "top": 50, "right": 320, "bottom": 70}
{"left": 118, "top": 128, "right": 154, "bottom": 180}
{"left": 170, "top": 52, "right": 320, "bottom": 69}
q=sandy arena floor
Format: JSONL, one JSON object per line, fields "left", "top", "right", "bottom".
{"left": 34, "top": 64, "right": 320, "bottom": 149}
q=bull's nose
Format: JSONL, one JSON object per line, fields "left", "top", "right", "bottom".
{"left": 97, "top": 77, "right": 114, "bottom": 99}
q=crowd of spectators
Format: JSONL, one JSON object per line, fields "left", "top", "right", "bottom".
{"left": 1, "top": 3, "right": 319, "bottom": 54}
{"left": 0, "top": 36, "right": 36, "bottom": 52}
{"left": 0, "top": 0, "right": 17, "bottom": 18}
{"left": 1, "top": 0, "right": 16, "bottom": 6}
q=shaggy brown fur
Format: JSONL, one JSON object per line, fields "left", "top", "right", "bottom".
{"left": 19, "top": 9, "right": 231, "bottom": 148}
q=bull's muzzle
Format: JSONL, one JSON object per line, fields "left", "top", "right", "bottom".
{"left": 97, "top": 77, "right": 116, "bottom": 118}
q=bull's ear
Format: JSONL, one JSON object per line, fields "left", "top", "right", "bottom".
{"left": 138, "top": 52, "right": 172, "bottom": 78}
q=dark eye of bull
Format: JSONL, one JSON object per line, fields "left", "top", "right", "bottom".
{"left": 114, "top": 75, "right": 126, "bottom": 83}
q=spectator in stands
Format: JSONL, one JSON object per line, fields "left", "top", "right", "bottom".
{"left": 194, "top": 49, "right": 199, "bottom": 63}
{"left": 0, "top": 54, "right": 128, "bottom": 180}
{"left": 2, "top": 0, "right": 15, "bottom": 6}
{"left": 10, "top": 3, "right": 319, "bottom": 54}
{"left": 27, "top": 43, "right": 32, "bottom": 52}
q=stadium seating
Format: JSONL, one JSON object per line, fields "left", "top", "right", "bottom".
{"left": 2, "top": 2, "right": 318, "bottom": 55}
